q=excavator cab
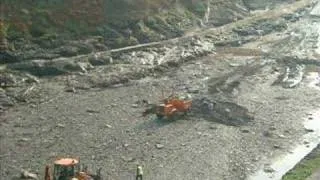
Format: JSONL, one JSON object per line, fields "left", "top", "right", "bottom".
{"left": 53, "top": 158, "right": 80, "bottom": 180}
{"left": 156, "top": 103, "right": 177, "bottom": 118}
{"left": 156, "top": 94, "right": 192, "bottom": 118}
{"left": 142, "top": 90, "right": 192, "bottom": 119}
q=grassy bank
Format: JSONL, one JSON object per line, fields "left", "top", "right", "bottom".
{"left": 283, "top": 146, "right": 320, "bottom": 180}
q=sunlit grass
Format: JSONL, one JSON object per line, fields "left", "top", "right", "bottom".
{"left": 282, "top": 152, "right": 320, "bottom": 180}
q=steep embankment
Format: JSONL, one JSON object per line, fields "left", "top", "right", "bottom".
{"left": 0, "top": 0, "right": 294, "bottom": 62}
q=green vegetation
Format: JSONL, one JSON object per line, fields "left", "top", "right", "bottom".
{"left": 2, "top": 0, "right": 208, "bottom": 49}
{"left": 29, "top": 9, "right": 53, "bottom": 37}
{"left": 193, "top": 1, "right": 207, "bottom": 17}
{"left": 283, "top": 152, "right": 320, "bottom": 180}
{"left": 0, "top": 22, "right": 10, "bottom": 51}
{"left": 0, "top": 22, "right": 9, "bottom": 38}
{"left": 64, "top": 20, "right": 91, "bottom": 37}
{"left": 7, "top": 25, "right": 27, "bottom": 41}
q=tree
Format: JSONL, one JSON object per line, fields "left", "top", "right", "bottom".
{"left": 0, "top": 21, "right": 9, "bottom": 51}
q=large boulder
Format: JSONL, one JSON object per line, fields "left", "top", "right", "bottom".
{"left": 0, "top": 88, "right": 14, "bottom": 114}
{"left": 88, "top": 51, "right": 113, "bottom": 66}
{"left": 0, "top": 73, "right": 16, "bottom": 87}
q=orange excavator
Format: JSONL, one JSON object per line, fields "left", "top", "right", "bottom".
{"left": 155, "top": 95, "right": 192, "bottom": 118}
{"left": 143, "top": 91, "right": 192, "bottom": 119}
{"left": 44, "top": 157, "right": 101, "bottom": 180}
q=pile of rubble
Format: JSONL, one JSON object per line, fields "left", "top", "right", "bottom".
{"left": 190, "top": 97, "right": 253, "bottom": 126}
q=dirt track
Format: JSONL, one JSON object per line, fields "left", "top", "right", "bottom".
{"left": 1, "top": 1, "right": 320, "bottom": 180}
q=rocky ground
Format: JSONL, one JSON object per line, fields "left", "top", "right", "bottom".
{"left": 1, "top": 0, "right": 320, "bottom": 180}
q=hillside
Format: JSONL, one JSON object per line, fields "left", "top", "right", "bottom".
{"left": 1, "top": 0, "right": 319, "bottom": 180}
{"left": 1, "top": 0, "right": 293, "bottom": 53}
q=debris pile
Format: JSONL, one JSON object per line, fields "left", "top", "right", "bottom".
{"left": 190, "top": 97, "right": 253, "bottom": 126}
{"left": 273, "top": 63, "right": 305, "bottom": 88}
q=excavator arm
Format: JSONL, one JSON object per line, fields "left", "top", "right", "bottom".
{"left": 45, "top": 165, "right": 51, "bottom": 180}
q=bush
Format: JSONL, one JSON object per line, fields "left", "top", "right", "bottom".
{"left": 7, "top": 26, "right": 26, "bottom": 41}
{"left": 33, "top": 33, "right": 61, "bottom": 49}
{"left": 64, "top": 20, "right": 91, "bottom": 37}
{"left": 29, "top": 9, "right": 53, "bottom": 37}
{"left": 29, "top": 25, "right": 47, "bottom": 37}
{"left": 0, "top": 23, "right": 9, "bottom": 38}
{"left": 96, "top": 25, "right": 122, "bottom": 39}
{"left": 113, "top": 36, "right": 139, "bottom": 48}
{"left": 127, "top": 36, "right": 139, "bottom": 46}
{"left": 193, "top": 1, "right": 207, "bottom": 17}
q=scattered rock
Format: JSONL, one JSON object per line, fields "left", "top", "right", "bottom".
{"left": 56, "top": 123, "right": 65, "bottom": 128}
{"left": 284, "top": 130, "right": 291, "bottom": 134}
{"left": 303, "top": 141, "right": 310, "bottom": 145}
{"left": 278, "top": 134, "right": 286, "bottom": 138}
{"left": 305, "top": 128, "right": 314, "bottom": 133}
{"left": 65, "top": 87, "right": 76, "bottom": 93}
{"left": 105, "top": 124, "right": 112, "bottom": 128}
{"left": 123, "top": 143, "right": 129, "bottom": 148}
{"left": 21, "top": 170, "right": 38, "bottom": 180}
{"left": 88, "top": 52, "right": 112, "bottom": 66}
{"left": 263, "top": 165, "right": 275, "bottom": 173}
{"left": 274, "top": 96, "right": 290, "bottom": 100}
{"left": 229, "top": 63, "right": 241, "bottom": 67}
{"left": 155, "top": 144, "right": 164, "bottom": 149}
{"left": 25, "top": 74, "right": 40, "bottom": 84}
{"left": 86, "top": 109, "right": 100, "bottom": 113}
{"left": 263, "top": 131, "right": 273, "bottom": 137}
{"left": 187, "top": 88, "right": 200, "bottom": 94}
{"left": 141, "top": 99, "right": 150, "bottom": 105}
{"left": 18, "top": 138, "right": 31, "bottom": 142}
{"left": 121, "top": 156, "right": 134, "bottom": 162}
{"left": 276, "top": 64, "right": 305, "bottom": 88}
{"left": 209, "top": 126, "right": 217, "bottom": 130}
{"left": 273, "top": 144, "right": 281, "bottom": 149}
{"left": 49, "top": 152, "right": 57, "bottom": 157}
{"left": 131, "top": 104, "right": 139, "bottom": 108}
{"left": 269, "top": 127, "right": 276, "bottom": 131}
{"left": 252, "top": 157, "right": 260, "bottom": 162}
{"left": 0, "top": 89, "right": 14, "bottom": 107}
{"left": 241, "top": 128, "right": 250, "bottom": 133}
{"left": 0, "top": 73, "right": 16, "bottom": 87}
{"left": 8, "top": 58, "right": 94, "bottom": 76}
